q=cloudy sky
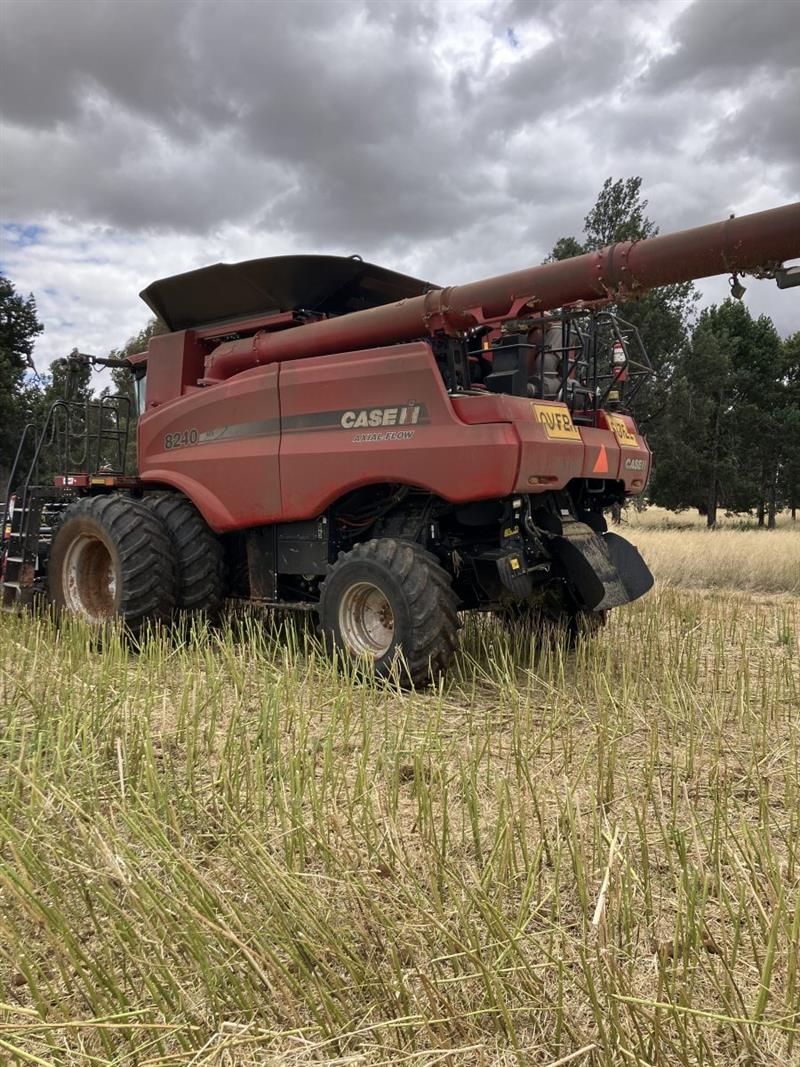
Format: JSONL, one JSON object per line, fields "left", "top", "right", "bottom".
{"left": 1, "top": 0, "right": 798, "bottom": 370}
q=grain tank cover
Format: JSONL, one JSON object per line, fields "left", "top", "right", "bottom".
{"left": 140, "top": 255, "right": 439, "bottom": 332}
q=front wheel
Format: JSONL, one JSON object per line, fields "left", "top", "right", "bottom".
{"left": 47, "top": 495, "right": 176, "bottom": 634}
{"left": 318, "top": 538, "right": 460, "bottom": 686}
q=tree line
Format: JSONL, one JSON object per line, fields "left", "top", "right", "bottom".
{"left": 2, "top": 178, "right": 799, "bottom": 525}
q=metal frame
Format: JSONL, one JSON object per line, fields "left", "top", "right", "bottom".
{"left": 1, "top": 365, "right": 133, "bottom": 606}
{"left": 470, "top": 308, "right": 654, "bottom": 424}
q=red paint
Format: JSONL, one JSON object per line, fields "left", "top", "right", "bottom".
{"left": 139, "top": 363, "right": 281, "bottom": 530}
{"left": 138, "top": 342, "right": 653, "bottom": 530}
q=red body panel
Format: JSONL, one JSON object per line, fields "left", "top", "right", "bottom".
{"left": 138, "top": 342, "right": 651, "bottom": 532}
{"left": 146, "top": 331, "right": 206, "bottom": 409}
{"left": 138, "top": 364, "right": 281, "bottom": 530}
{"left": 451, "top": 395, "right": 651, "bottom": 493}
{"left": 277, "top": 344, "right": 519, "bottom": 521}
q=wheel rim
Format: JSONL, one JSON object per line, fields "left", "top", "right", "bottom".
{"left": 338, "top": 581, "right": 394, "bottom": 657}
{"left": 62, "top": 534, "right": 117, "bottom": 621}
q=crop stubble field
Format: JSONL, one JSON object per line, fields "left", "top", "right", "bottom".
{"left": 0, "top": 520, "right": 799, "bottom": 1066}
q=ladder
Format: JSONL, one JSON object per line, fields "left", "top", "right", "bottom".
{"left": 1, "top": 391, "right": 132, "bottom": 611}
{"left": 1, "top": 492, "right": 70, "bottom": 610}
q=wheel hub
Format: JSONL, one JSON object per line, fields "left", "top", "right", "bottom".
{"left": 338, "top": 581, "right": 394, "bottom": 657}
{"left": 62, "top": 534, "right": 117, "bottom": 621}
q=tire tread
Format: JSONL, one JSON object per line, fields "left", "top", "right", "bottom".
{"left": 48, "top": 494, "right": 177, "bottom": 633}
{"left": 144, "top": 494, "right": 226, "bottom": 615}
{"left": 319, "top": 537, "right": 460, "bottom": 686}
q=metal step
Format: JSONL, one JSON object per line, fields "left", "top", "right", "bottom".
{"left": 4, "top": 526, "right": 53, "bottom": 538}
{"left": 1, "top": 579, "right": 41, "bottom": 594}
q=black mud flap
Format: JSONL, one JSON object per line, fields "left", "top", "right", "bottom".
{"left": 550, "top": 521, "right": 653, "bottom": 611}
{"left": 603, "top": 532, "right": 654, "bottom": 604}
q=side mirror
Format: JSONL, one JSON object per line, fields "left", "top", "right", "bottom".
{"left": 775, "top": 265, "right": 800, "bottom": 289}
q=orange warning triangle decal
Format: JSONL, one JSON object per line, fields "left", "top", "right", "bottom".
{"left": 592, "top": 445, "right": 609, "bottom": 474}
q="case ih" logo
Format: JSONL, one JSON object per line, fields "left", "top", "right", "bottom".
{"left": 340, "top": 403, "right": 423, "bottom": 429}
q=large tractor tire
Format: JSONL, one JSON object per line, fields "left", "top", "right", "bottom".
{"left": 318, "top": 538, "right": 459, "bottom": 687}
{"left": 144, "top": 493, "right": 226, "bottom": 616}
{"left": 47, "top": 494, "right": 176, "bottom": 634}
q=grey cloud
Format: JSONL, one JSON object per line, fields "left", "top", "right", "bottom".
{"left": 500, "top": 0, "right": 563, "bottom": 27}
{"left": 645, "top": 0, "right": 800, "bottom": 92}
{"left": 2, "top": 0, "right": 480, "bottom": 240}
{"left": 0, "top": 0, "right": 365, "bottom": 140}
{"left": 0, "top": 0, "right": 798, "bottom": 300}
{"left": 0, "top": 0, "right": 454, "bottom": 239}
{"left": 0, "top": 0, "right": 207, "bottom": 131}
{"left": 363, "top": 0, "right": 440, "bottom": 40}
{"left": 710, "top": 72, "right": 800, "bottom": 191}
{"left": 0, "top": 110, "right": 294, "bottom": 232}
{"left": 601, "top": 95, "right": 698, "bottom": 157}
{"left": 464, "top": 1, "right": 642, "bottom": 144}
{"left": 265, "top": 143, "right": 511, "bottom": 248}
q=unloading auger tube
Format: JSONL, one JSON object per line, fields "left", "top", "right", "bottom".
{"left": 203, "top": 201, "right": 800, "bottom": 382}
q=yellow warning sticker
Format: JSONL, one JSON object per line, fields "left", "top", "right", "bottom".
{"left": 607, "top": 413, "right": 638, "bottom": 448}
{"left": 532, "top": 403, "right": 581, "bottom": 441}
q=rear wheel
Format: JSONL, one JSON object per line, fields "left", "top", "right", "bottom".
{"left": 318, "top": 538, "right": 459, "bottom": 686}
{"left": 144, "top": 494, "right": 226, "bottom": 616}
{"left": 48, "top": 495, "right": 176, "bottom": 633}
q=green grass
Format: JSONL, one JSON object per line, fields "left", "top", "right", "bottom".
{"left": 1, "top": 589, "right": 799, "bottom": 1065}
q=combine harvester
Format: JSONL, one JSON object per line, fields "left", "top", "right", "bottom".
{"left": 3, "top": 203, "right": 799, "bottom": 683}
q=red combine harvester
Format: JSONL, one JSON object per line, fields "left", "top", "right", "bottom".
{"left": 3, "top": 203, "right": 799, "bottom": 683}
